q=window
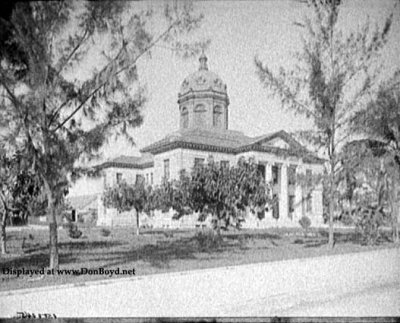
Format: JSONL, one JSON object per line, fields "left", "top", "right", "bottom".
{"left": 136, "top": 174, "right": 144, "bottom": 185}
{"left": 288, "top": 166, "right": 296, "bottom": 186}
{"left": 116, "top": 173, "right": 122, "bottom": 184}
{"left": 146, "top": 173, "right": 149, "bottom": 184}
{"left": 306, "top": 169, "right": 312, "bottom": 188}
{"left": 272, "top": 165, "right": 279, "bottom": 185}
{"left": 194, "top": 104, "right": 206, "bottom": 127}
{"left": 213, "top": 106, "right": 222, "bottom": 127}
{"left": 164, "top": 159, "right": 170, "bottom": 180}
{"left": 151, "top": 173, "right": 153, "bottom": 184}
{"left": 103, "top": 174, "right": 107, "bottom": 188}
{"left": 194, "top": 158, "right": 205, "bottom": 168}
{"left": 257, "top": 164, "right": 266, "bottom": 179}
{"left": 220, "top": 160, "right": 230, "bottom": 169}
{"left": 306, "top": 193, "right": 312, "bottom": 213}
{"left": 272, "top": 194, "right": 279, "bottom": 219}
{"left": 181, "top": 107, "right": 188, "bottom": 129}
{"left": 289, "top": 195, "right": 295, "bottom": 217}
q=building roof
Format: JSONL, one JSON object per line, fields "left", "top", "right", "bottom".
{"left": 179, "top": 53, "right": 227, "bottom": 97}
{"left": 96, "top": 153, "right": 154, "bottom": 170}
{"left": 141, "top": 128, "right": 324, "bottom": 164}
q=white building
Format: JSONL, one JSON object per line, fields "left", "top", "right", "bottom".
{"left": 82, "top": 53, "right": 325, "bottom": 228}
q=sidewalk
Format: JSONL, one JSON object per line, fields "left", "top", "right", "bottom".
{"left": 0, "top": 248, "right": 399, "bottom": 317}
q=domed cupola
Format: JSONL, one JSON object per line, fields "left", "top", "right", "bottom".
{"left": 178, "top": 53, "right": 229, "bottom": 131}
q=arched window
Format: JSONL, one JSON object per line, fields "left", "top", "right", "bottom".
{"left": 194, "top": 104, "right": 206, "bottom": 127}
{"left": 181, "top": 107, "right": 188, "bottom": 129}
{"left": 213, "top": 106, "right": 222, "bottom": 127}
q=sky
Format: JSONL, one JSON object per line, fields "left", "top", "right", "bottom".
{"left": 99, "top": 0, "right": 400, "bottom": 160}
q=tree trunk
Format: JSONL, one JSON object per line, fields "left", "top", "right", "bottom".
{"left": 44, "top": 180, "right": 59, "bottom": 270}
{"left": 1, "top": 212, "right": 7, "bottom": 255}
{"left": 328, "top": 161, "right": 335, "bottom": 249}
{"left": 136, "top": 209, "right": 140, "bottom": 236}
{"left": 215, "top": 210, "right": 221, "bottom": 236}
{"left": 391, "top": 186, "right": 399, "bottom": 243}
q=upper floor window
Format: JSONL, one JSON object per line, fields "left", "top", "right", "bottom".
{"left": 181, "top": 107, "right": 188, "bottom": 129}
{"left": 194, "top": 104, "right": 206, "bottom": 127}
{"left": 288, "top": 165, "right": 297, "bottom": 186}
{"left": 306, "top": 169, "right": 312, "bottom": 188}
{"left": 151, "top": 173, "right": 153, "bottom": 185}
{"left": 103, "top": 174, "right": 108, "bottom": 188}
{"left": 289, "top": 195, "right": 295, "bottom": 214}
{"left": 164, "top": 159, "right": 170, "bottom": 180}
{"left": 306, "top": 193, "right": 312, "bottom": 213}
{"left": 116, "top": 173, "right": 122, "bottom": 184}
{"left": 213, "top": 106, "right": 222, "bottom": 127}
{"left": 272, "top": 165, "right": 279, "bottom": 185}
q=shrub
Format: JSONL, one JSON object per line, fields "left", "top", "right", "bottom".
{"left": 100, "top": 228, "right": 111, "bottom": 237}
{"left": 64, "top": 222, "right": 82, "bottom": 239}
{"left": 69, "top": 228, "right": 83, "bottom": 239}
{"left": 354, "top": 205, "right": 385, "bottom": 245}
{"left": 194, "top": 230, "right": 223, "bottom": 251}
{"left": 339, "top": 210, "right": 355, "bottom": 226}
{"left": 299, "top": 216, "right": 311, "bottom": 237}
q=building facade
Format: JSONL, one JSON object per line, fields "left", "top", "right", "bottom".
{"left": 90, "top": 53, "right": 325, "bottom": 228}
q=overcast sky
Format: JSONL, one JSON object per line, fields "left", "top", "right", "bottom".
{"left": 100, "top": 0, "right": 400, "bottom": 160}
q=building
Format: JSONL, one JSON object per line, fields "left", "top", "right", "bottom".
{"left": 89, "top": 53, "right": 325, "bottom": 228}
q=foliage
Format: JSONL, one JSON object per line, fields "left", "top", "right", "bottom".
{"left": 0, "top": 147, "right": 43, "bottom": 253}
{"left": 155, "top": 157, "right": 271, "bottom": 232}
{"left": 299, "top": 215, "right": 311, "bottom": 231}
{"left": 100, "top": 228, "right": 111, "bottom": 237}
{"left": 0, "top": 1, "right": 205, "bottom": 268}
{"left": 64, "top": 222, "right": 83, "bottom": 239}
{"left": 354, "top": 204, "right": 385, "bottom": 245}
{"left": 350, "top": 72, "right": 400, "bottom": 242}
{"left": 194, "top": 229, "right": 223, "bottom": 251}
{"left": 255, "top": 0, "right": 394, "bottom": 248}
{"left": 103, "top": 180, "right": 155, "bottom": 235}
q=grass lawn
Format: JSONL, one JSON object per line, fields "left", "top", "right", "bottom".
{"left": 0, "top": 225, "right": 398, "bottom": 292}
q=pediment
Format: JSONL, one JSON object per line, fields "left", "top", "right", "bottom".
{"left": 252, "top": 130, "right": 304, "bottom": 151}
{"left": 262, "top": 137, "right": 290, "bottom": 149}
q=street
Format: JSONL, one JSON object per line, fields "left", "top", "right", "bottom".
{"left": 0, "top": 248, "right": 399, "bottom": 317}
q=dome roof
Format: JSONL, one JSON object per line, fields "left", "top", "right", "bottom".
{"left": 179, "top": 53, "right": 227, "bottom": 96}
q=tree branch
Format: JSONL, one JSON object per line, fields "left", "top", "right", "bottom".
{"left": 53, "top": 20, "right": 178, "bottom": 133}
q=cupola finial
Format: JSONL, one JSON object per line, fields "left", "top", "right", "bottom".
{"left": 199, "top": 50, "right": 208, "bottom": 71}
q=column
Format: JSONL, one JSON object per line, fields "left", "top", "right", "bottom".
{"left": 279, "top": 164, "right": 288, "bottom": 222}
{"left": 265, "top": 162, "right": 272, "bottom": 183}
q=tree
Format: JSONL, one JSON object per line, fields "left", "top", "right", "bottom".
{"left": 0, "top": 1, "right": 205, "bottom": 269}
{"left": 351, "top": 72, "right": 400, "bottom": 242}
{"left": 255, "top": 0, "right": 393, "bottom": 248}
{"left": 157, "top": 157, "right": 271, "bottom": 234}
{"left": 103, "top": 180, "right": 153, "bottom": 236}
{"left": 0, "top": 147, "right": 42, "bottom": 254}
